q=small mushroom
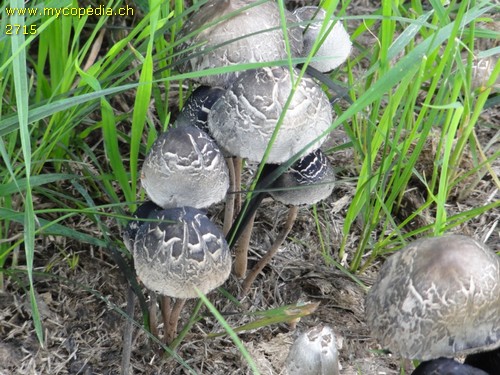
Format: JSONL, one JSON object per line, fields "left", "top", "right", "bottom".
{"left": 133, "top": 206, "right": 232, "bottom": 344}
{"left": 175, "top": 0, "right": 303, "bottom": 87}
{"left": 240, "top": 149, "right": 335, "bottom": 294}
{"left": 293, "top": 6, "right": 352, "bottom": 72}
{"left": 208, "top": 66, "right": 332, "bottom": 164}
{"left": 285, "top": 325, "right": 340, "bottom": 375}
{"left": 141, "top": 125, "right": 229, "bottom": 210}
{"left": 365, "top": 235, "right": 500, "bottom": 361}
{"left": 411, "top": 357, "right": 489, "bottom": 375}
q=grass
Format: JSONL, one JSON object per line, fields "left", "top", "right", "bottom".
{"left": 0, "top": 0, "right": 499, "bottom": 372}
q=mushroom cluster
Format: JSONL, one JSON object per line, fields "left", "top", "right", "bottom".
{"left": 365, "top": 235, "right": 500, "bottom": 373}
{"left": 173, "top": 0, "right": 351, "bottom": 289}
{"left": 123, "top": 0, "right": 353, "bottom": 351}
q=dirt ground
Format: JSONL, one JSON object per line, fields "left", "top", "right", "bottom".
{"left": 1, "top": 1, "right": 499, "bottom": 374}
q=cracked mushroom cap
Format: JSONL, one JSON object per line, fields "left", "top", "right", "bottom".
{"left": 141, "top": 125, "right": 229, "bottom": 209}
{"left": 285, "top": 325, "right": 340, "bottom": 375}
{"left": 207, "top": 66, "right": 332, "bottom": 163}
{"left": 175, "top": 0, "right": 303, "bottom": 87}
{"left": 133, "top": 206, "right": 231, "bottom": 299}
{"left": 365, "top": 235, "right": 500, "bottom": 361}
{"left": 270, "top": 149, "right": 335, "bottom": 206}
{"left": 293, "top": 6, "right": 352, "bottom": 72}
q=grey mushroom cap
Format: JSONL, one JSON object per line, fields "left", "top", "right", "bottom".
{"left": 122, "top": 201, "right": 162, "bottom": 252}
{"left": 133, "top": 206, "right": 232, "bottom": 299}
{"left": 365, "top": 235, "right": 500, "bottom": 361}
{"left": 175, "top": 0, "right": 303, "bottom": 87}
{"left": 207, "top": 66, "right": 332, "bottom": 163}
{"left": 141, "top": 125, "right": 230, "bottom": 209}
{"left": 293, "top": 6, "right": 352, "bottom": 72}
{"left": 285, "top": 325, "right": 340, "bottom": 375}
{"left": 270, "top": 149, "right": 335, "bottom": 205}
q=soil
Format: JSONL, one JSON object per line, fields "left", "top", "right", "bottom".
{"left": 0, "top": 1, "right": 498, "bottom": 374}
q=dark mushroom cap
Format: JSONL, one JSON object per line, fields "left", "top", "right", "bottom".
{"left": 175, "top": 0, "right": 303, "bottom": 87}
{"left": 122, "top": 201, "right": 162, "bottom": 252}
{"left": 141, "top": 125, "right": 229, "bottom": 209}
{"left": 411, "top": 358, "right": 489, "bottom": 375}
{"left": 270, "top": 149, "right": 335, "bottom": 205}
{"left": 285, "top": 325, "right": 340, "bottom": 375}
{"left": 207, "top": 66, "right": 332, "bottom": 163}
{"left": 133, "top": 206, "right": 231, "bottom": 298}
{"left": 175, "top": 86, "right": 226, "bottom": 133}
{"left": 293, "top": 6, "right": 351, "bottom": 72}
{"left": 365, "top": 235, "right": 500, "bottom": 360}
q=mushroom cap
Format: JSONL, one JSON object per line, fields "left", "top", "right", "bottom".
{"left": 270, "top": 149, "right": 335, "bottom": 205}
{"left": 207, "top": 66, "right": 332, "bottom": 163}
{"left": 141, "top": 125, "right": 229, "bottom": 209}
{"left": 174, "top": 86, "right": 226, "bottom": 133}
{"left": 122, "top": 201, "right": 162, "bottom": 252}
{"left": 285, "top": 325, "right": 340, "bottom": 375}
{"left": 175, "top": 0, "right": 303, "bottom": 87}
{"left": 465, "top": 347, "right": 500, "bottom": 374}
{"left": 411, "top": 358, "right": 489, "bottom": 375}
{"left": 293, "top": 6, "right": 352, "bottom": 72}
{"left": 133, "top": 206, "right": 231, "bottom": 299}
{"left": 365, "top": 235, "right": 500, "bottom": 361}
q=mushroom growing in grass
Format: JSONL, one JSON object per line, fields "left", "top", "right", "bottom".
{"left": 175, "top": 0, "right": 303, "bottom": 87}
{"left": 293, "top": 6, "right": 352, "bottom": 73}
{"left": 141, "top": 124, "right": 229, "bottom": 210}
{"left": 240, "top": 149, "right": 335, "bottom": 296}
{"left": 285, "top": 324, "right": 341, "bottom": 375}
{"left": 365, "top": 235, "right": 500, "bottom": 365}
{"left": 208, "top": 66, "right": 332, "bottom": 278}
{"left": 133, "top": 206, "right": 232, "bottom": 344}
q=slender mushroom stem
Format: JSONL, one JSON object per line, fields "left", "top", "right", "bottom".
{"left": 240, "top": 205, "right": 298, "bottom": 297}
{"left": 149, "top": 292, "right": 159, "bottom": 338}
{"left": 233, "top": 157, "right": 242, "bottom": 215}
{"left": 160, "top": 296, "right": 172, "bottom": 344}
{"left": 233, "top": 209, "right": 257, "bottom": 278}
{"left": 223, "top": 157, "right": 236, "bottom": 235}
{"left": 165, "top": 298, "right": 187, "bottom": 345}
{"left": 120, "top": 284, "right": 135, "bottom": 375}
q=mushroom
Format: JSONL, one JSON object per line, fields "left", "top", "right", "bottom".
{"left": 240, "top": 149, "right": 335, "bottom": 295}
{"left": 293, "top": 6, "right": 352, "bottom": 72}
{"left": 208, "top": 66, "right": 332, "bottom": 164}
{"left": 411, "top": 357, "right": 489, "bottom": 375}
{"left": 464, "top": 347, "right": 500, "bottom": 374}
{"left": 175, "top": 0, "right": 303, "bottom": 87}
{"left": 285, "top": 325, "right": 340, "bottom": 375}
{"left": 365, "top": 235, "right": 500, "bottom": 361}
{"left": 141, "top": 124, "right": 229, "bottom": 210}
{"left": 133, "top": 206, "right": 232, "bottom": 344}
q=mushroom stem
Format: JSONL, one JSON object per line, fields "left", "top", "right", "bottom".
{"left": 233, "top": 157, "right": 242, "bottom": 215}
{"left": 223, "top": 157, "right": 236, "bottom": 236}
{"left": 149, "top": 292, "right": 159, "bottom": 338}
{"left": 160, "top": 295, "right": 172, "bottom": 344}
{"left": 233, "top": 209, "right": 257, "bottom": 278}
{"left": 240, "top": 205, "right": 298, "bottom": 296}
{"left": 165, "top": 298, "right": 187, "bottom": 345}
